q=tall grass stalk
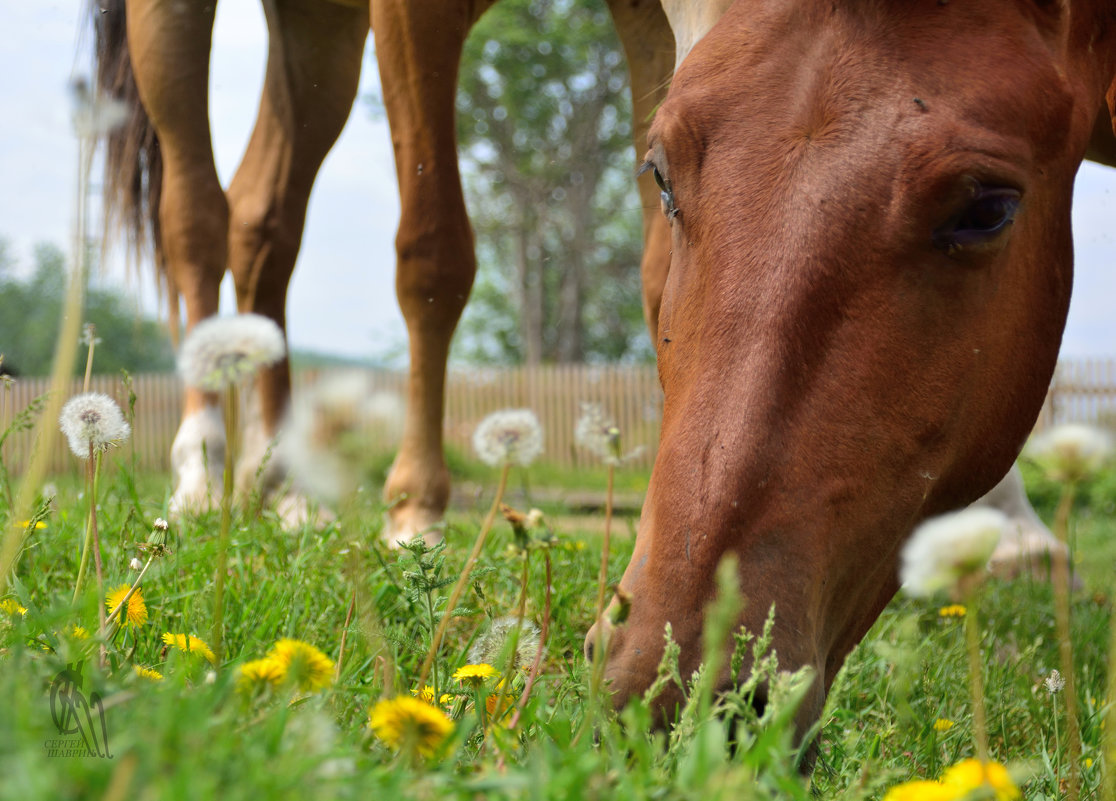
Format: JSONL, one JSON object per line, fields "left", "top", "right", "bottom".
{"left": 417, "top": 461, "right": 511, "bottom": 689}
{"left": 0, "top": 128, "right": 91, "bottom": 594}
{"left": 961, "top": 578, "right": 990, "bottom": 765}
{"left": 589, "top": 461, "right": 615, "bottom": 697}
{"left": 210, "top": 384, "right": 239, "bottom": 664}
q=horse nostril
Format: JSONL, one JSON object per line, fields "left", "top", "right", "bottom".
{"left": 583, "top": 623, "right": 598, "bottom": 662}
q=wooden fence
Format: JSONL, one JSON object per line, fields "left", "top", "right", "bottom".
{"left": 1, "top": 359, "right": 1113, "bottom": 477}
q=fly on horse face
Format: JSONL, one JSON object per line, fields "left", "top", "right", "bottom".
{"left": 94, "top": 0, "right": 1115, "bottom": 745}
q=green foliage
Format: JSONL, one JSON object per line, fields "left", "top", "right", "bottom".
{"left": 0, "top": 240, "right": 174, "bottom": 377}
{"left": 451, "top": 0, "right": 652, "bottom": 365}
{"left": 1, "top": 447, "right": 1113, "bottom": 797}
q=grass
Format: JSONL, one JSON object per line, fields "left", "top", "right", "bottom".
{"left": 0, "top": 442, "right": 1113, "bottom": 799}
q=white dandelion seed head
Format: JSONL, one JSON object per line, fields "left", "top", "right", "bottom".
{"left": 70, "top": 77, "right": 130, "bottom": 139}
{"left": 178, "top": 313, "right": 286, "bottom": 391}
{"left": 1044, "top": 669, "right": 1065, "bottom": 694}
{"left": 80, "top": 323, "right": 102, "bottom": 348}
{"left": 575, "top": 402, "right": 622, "bottom": 464}
{"left": 1028, "top": 424, "right": 1113, "bottom": 483}
{"left": 900, "top": 507, "right": 1007, "bottom": 597}
{"left": 473, "top": 409, "right": 544, "bottom": 467}
{"left": 280, "top": 373, "right": 405, "bottom": 502}
{"left": 153, "top": 518, "right": 169, "bottom": 532}
{"left": 129, "top": 557, "right": 143, "bottom": 571}
{"left": 59, "top": 392, "right": 131, "bottom": 459}
{"left": 468, "top": 616, "right": 541, "bottom": 670}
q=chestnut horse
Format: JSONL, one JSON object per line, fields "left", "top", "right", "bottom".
{"left": 94, "top": 0, "right": 1116, "bottom": 742}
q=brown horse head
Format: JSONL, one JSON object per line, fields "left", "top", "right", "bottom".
{"left": 591, "top": 0, "right": 1116, "bottom": 732}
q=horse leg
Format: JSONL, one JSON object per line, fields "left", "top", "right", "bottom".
{"left": 225, "top": 0, "right": 368, "bottom": 502}
{"left": 607, "top": 0, "right": 675, "bottom": 338}
{"left": 373, "top": 0, "right": 495, "bottom": 546}
{"left": 126, "top": 0, "right": 228, "bottom": 513}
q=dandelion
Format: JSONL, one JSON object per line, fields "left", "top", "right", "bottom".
{"left": 70, "top": 625, "right": 89, "bottom": 639}
{"left": 267, "top": 639, "right": 334, "bottom": 693}
{"left": 177, "top": 313, "right": 286, "bottom": 392}
{"left": 468, "top": 617, "right": 540, "bottom": 671}
{"left": 1028, "top": 423, "right": 1113, "bottom": 483}
{"left": 900, "top": 508, "right": 1007, "bottom": 597}
{"left": 69, "top": 77, "right": 129, "bottom": 139}
{"left": 940, "top": 759, "right": 1020, "bottom": 800}
{"left": 938, "top": 604, "right": 966, "bottom": 618}
{"left": 59, "top": 393, "right": 131, "bottom": 459}
{"left": 369, "top": 696, "right": 454, "bottom": 759}
{"left": 105, "top": 584, "right": 147, "bottom": 627}
{"left": 238, "top": 658, "right": 285, "bottom": 692}
{"left": 881, "top": 779, "right": 954, "bottom": 801}
{"left": 162, "top": 632, "right": 217, "bottom": 664}
{"left": 1045, "top": 668, "right": 1066, "bottom": 694}
{"left": 153, "top": 518, "right": 169, "bottom": 532}
{"left": 129, "top": 557, "right": 143, "bottom": 571}
{"left": 15, "top": 520, "right": 47, "bottom": 531}
{"left": 932, "top": 718, "right": 955, "bottom": 732}
{"left": 575, "top": 402, "right": 623, "bottom": 464}
{"left": 453, "top": 663, "right": 499, "bottom": 687}
{"left": 134, "top": 665, "right": 163, "bottom": 682}
{"left": 1, "top": 598, "right": 27, "bottom": 617}
{"left": 472, "top": 409, "right": 543, "bottom": 467}
{"left": 412, "top": 686, "right": 454, "bottom": 706}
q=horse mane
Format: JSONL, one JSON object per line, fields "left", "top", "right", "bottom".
{"left": 89, "top": 0, "right": 177, "bottom": 335}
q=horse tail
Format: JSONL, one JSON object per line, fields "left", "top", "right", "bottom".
{"left": 90, "top": 0, "right": 177, "bottom": 331}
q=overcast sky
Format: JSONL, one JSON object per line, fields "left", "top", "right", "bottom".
{"left": 3, "top": 1, "right": 1114, "bottom": 363}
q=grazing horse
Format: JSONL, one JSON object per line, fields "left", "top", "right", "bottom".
{"left": 587, "top": 0, "right": 1116, "bottom": 737}
{"left": 94, "top": 0, "right": 1115, "bottom": 745}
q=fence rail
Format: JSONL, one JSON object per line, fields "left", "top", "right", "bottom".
{"left": 1, "top": 359, "right": 1113, "bottom": 477}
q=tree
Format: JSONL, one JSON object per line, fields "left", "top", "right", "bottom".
{"left": 0, "top": 240, "right": 174, "bottom": 377}
{"left": 450, "top": 0, "right": 652, "bottom": 365}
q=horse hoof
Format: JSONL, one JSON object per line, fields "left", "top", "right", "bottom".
{"left": 273, "top": 493, "right": 335, "bottom": 531}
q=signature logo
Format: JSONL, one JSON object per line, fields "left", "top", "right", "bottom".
{"left": 44, "top": 662, "right": 112, "bottom": 759}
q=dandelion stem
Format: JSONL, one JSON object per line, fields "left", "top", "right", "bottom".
{"left": 1052, "top": 481, "right": 1081, "bottom": 801}
{"left": 417, "top": 461, "right": 511, "bottom": 690}
{"left": 82, "top": 331, "right": 95, "bottom": 393}
{"left": 104, "top": 553, "right": 155, "bottom": 628}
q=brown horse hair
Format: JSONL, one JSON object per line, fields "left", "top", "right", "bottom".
{"left": 89, "top": 0, "right": 177, "bottom": 336}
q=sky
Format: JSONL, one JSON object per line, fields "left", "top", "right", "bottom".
{"left": 3, "top": 1, "right": 1114, "bottom": 363}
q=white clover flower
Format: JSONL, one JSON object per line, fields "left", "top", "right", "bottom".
{"left": 473, "top": 409, "right": 543, "bottom": 467}
{"left": 1044, "top": 669, "right": 1065, "bottom": 694}
{"left": 280, "top": 373, "right": 405, "bottom": 502}
{"left": 1027, "top": 423, "right": 1113, "bottom": 483}
{"left": 178, "top": 313, "right": 286, "bottom": 391}
{"left": 468, "top": 616, "right": 541, "bottom": 670}
{"left": 900, "top": 507, "right": 1008, "bottom": 597}
{"left": 59, "top": 393, "right": 131, "bottom": 459}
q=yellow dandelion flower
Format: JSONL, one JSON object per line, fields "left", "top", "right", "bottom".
{"left": 1, "top": 598, "right": 27, "bottom": 617}
{"left": 938, "top": 605, "right": 966, "bottom": 618}
{"left": 932, "top": 718, "right": 955, "bottom": 732}
{"left": 267, "top": 638, "right": 334, "bottom": 693}
{"left": 16, "top": 520, "right": 47, "bottom": 530}
{"left": 134, "top": 665, "right": 163, "bottom": 681}
{"left": 452, "top": 663, "right": 498, "bottom": 686}
{"left": 412, "top": 685, "right": 454, "bottom": 706}
{"left": 882, "top": 779, "right": 954, "bottom": 801}
{"left": 369, "top": 696, "right": 454, "bottom": 758}
{"left": 237, "top": 657, "right": 285, "bottom": 692}
{"left": 105, "top": 585, "right": 147, "bottom": 627}
{"left": 70, "top": 625, "right": 89, "bottom": 639}
{"left": 1086, "top": 758, "right": 1094, "bottom": 769}
{"left": 162, "top": 632, "right": 217, "bottom": 664}
{"left": 941, "top": 759, "right": 1020, "bottom": 801}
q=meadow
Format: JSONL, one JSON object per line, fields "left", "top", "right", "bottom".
{"left": 0, "top": 382, "right": 1113, "bottom": 801}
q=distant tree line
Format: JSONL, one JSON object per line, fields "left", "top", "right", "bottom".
{"left": 444, "top": 0, "right": 653, "bottom": 365}
{"left": 0, "top": 240, "right": 174, "bottom": 377}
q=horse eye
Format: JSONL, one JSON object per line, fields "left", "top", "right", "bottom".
{"left": 934, "top": 186, "right": 1021, "bottom": 254}
{"left": 652, "top": 165, "right": 668, "bottom": 193}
